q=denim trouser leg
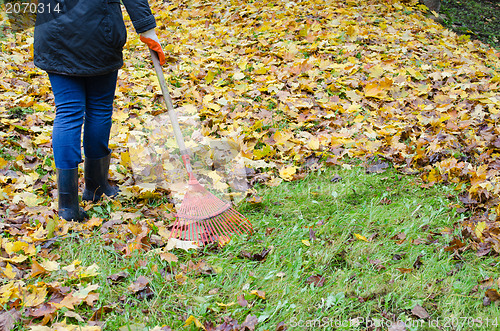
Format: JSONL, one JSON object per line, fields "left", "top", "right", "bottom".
{"left": 83, "top": 72, "right": 118, "bottom": 159}
{"left": 48, "top": 71, "right": 118, "bottom": 169}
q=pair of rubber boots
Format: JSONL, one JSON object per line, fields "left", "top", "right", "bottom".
{"left": 57, "top": 153, "right": 119, "bottom": 222}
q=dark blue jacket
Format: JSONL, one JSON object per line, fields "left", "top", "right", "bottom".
{"left": 34, "top": 0, "right": 156, "bottom": 76}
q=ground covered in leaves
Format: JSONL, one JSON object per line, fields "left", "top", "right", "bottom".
{"left": 0, "top": 0, "right": 500, "bottom": 329}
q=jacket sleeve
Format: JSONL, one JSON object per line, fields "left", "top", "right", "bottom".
{"left": 121, "top": 0, "right": 156, "bottom": 33}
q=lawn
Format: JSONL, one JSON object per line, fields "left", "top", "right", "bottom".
{"left": 32, "top": 165, "right": 500, "bottom": 330}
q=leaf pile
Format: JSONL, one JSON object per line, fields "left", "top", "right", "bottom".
{"left": 0, "top": 0, "right": 500, "bottom": 328}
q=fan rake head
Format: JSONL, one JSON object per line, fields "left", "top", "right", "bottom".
{"left": 169, "top": 180, "right": 253, "bottom": 245}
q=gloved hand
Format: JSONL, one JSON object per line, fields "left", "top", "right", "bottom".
{"left": 140, "top": 29, "right": 165, "bottom": 65}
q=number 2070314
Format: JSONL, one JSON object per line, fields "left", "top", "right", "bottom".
{"left": 4, "top": 2, "right": 61, "bottom": 14}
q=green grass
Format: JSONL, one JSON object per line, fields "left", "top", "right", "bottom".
{"left": 24, "top": 166, "right": 500, "bottom": 330}
{"left": 441, "top": 0, "right": 500, "bottom": 49}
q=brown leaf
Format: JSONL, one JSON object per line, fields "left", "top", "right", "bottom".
{"left": 369, "top": 259, "right": 386, "bottom": 271}
{"left": 26, "top": 303, "right": 56, "bottom": 318}
{"left": 276, "top": 321, "right": 287, "bottom": 331}
{"left": 411, "top": 304, "right": 429, "bottom": 319}
{"left": 366, "top": 162, "right": 390, "bottom": 174}
{"left": 445, "top": 238, "right": 465, "bottom": 252}
{"left": 396, "top": 268, "right": 413, "bottom": 274}
{"left": 160, "top": 252, "right": 178, "bottom": 263}
{"left": 85, "top": 292, "right": 100, "bottom": 307}
{"left": 240, "top": 314, "right": 258, "bottom": 331}
{"left": 380, "top": 197, "right": 392, "bottom": 205}
{"left": 237, "top": 294, "right": 249, "bottom": 307}
{"left": 90, "top": 305, "right": 113, "bottom": 321}
{"left": 265, "top": 228, "right": 275, "bottom": 235}
{"left": 127, "top": 276, "right": 150, "bottom": 293}
{"left": 413, "top": 254, "right": 424, "bottom": 269}
{"left": 309, "top": 228, "right": 317, "bottom": 241}
{"left": 240, "top": 248, "right": 271, "bottom": 261}
{"left": 30, "top": 260, "right": 47, "bottom": 278}
{"left": 107, "top": 271, "right": 129, "bottom": 283}
{"left": 479, "top": 277, "right": 495, "bottom": 289}
{"left": 0, "top": 309, "right": 22, "bottom": 331}
{"left": 485, "top": 289, "right": 500, "bottom": 302}
{"left": 305, "top": 275, "right": 326, "bottom": 287}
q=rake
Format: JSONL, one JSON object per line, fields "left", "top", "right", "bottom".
{"left": 149, "top": 50, "right": 253, "bottom": 245}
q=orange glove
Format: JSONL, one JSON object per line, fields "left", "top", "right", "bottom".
{"left": 140, "top": 29, "right": 165, "bottom": 65}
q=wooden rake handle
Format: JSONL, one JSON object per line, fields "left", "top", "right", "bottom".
{"left": 149, "top": 49, "right": 196, "bottom": 181}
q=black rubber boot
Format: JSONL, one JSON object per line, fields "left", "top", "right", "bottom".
{"left": 82, "top": 153, "right": 119, "bottom": 202}
{"left": 57, "top": 168, "right": 88, "bottom": 222}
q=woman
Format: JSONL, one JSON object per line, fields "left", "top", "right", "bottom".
{"left": 34, "top": 0, "right": 165, "bottom": 221}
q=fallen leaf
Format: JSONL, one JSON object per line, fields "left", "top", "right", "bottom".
{"left": 240, "top": 314, "right": 258, "bottom": 330}
{"left": 239, "top": 248, "right": 271, "bottom": 261}
{"left": 128, "top": 276, "right": 150, "bottom": 293}
{"left": 354, "top": 233, "right": 368, "bottom": 242}
{"left": 250, "top": 290, "right": 266, "bottom": 300}
{"left": 305, "top": 275, "right": 326, "bottom": 287}
{"left": 165, "top": 238, "right": 199, "bottom": 251}
{"left": 485, "top": 289, "right": 500, "bottom": 302}
{"left": 237, "top": 294, "right": 249, "bottom": 307}
{"left": 0, "top": 309, "right": 22, "bottom": 331}
{"left": 184, "top": 315, "right": 205, "bottom": 330}
{"left": 64, "top": 311, "right": 85, "bottom": 322}
{"left": 160, "top": 252, "right": 178, "bottom": 263}
{"left": 107, "top": 271, "right": 129, "bottom": 283}
{"left": 411, "top": 304, "right": 429, "bottom": 319}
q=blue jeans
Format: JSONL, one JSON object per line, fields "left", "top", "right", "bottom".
{"left": 48, "top": 71, "right": 118, "bottom": 169}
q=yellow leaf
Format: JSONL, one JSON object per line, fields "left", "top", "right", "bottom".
{"left": 73, "top": 284, "right": 99, "bottom": 299}
{"left": 274, "top": 130, "right": 292, "bottom": 145}
{"left": 23, "top": 285, "right": 47, "bottom": 307}
{"left": 79, "top": 264, "right": 100, "bottom": 278}
{"left": 216, "top": 301, "right": 236, "bottom": 307}
{"left": 308, "top": 137, "right": 320, "bottom": 150}
{"left": 40, "top": 260, "right": 60, "bottom": 272}
{"left": 354, "top": 233, "right": 369, "bottom": 242}
{"left": 364, "top": 77, "right": 392, "bottom": 99}
{"left": 250, "top": 290, "right": 266, "bottom": 300}
{"left": 175, "top": 272, "right": 188, "bottom": 285}
{"left": 353, "top": 114, "right": 364, "bottom": 123}
{"left": 33, "top": 133, "right": 51, "bottom": 145}
{"left": 490, "top": 74, "right": 500, "bottom": 83}
{"left": 407, "top": 67, "right": 425, "bottom": 80}
{"left": 279, "top": 166, "right": 297, "bottom": 181}
{"left": 205, "top": 70, "right": 217, "bottom": 84}
{"left": 184, "top": 315, "right": 205, "bottom": 329}
{"left": 4, "top": 241, "right": 28, "bottom": 255}
{"left": 120, "top": 151, "right": 131, "bottom": 167}
{"left": 218, "top": 235, "right": 231, "bottom": 247}
{"left": 84, "top": 217, "right": 103, "bottom": 229}
{"left": 475, "top": 221, "right": 487, "bottom": 239}
{"left": 62, "top": 260, "right": 81, "bottom": 273}
{"left": 254, "top": 66, "right": 268, "bottom": 75}
{"left": 301, "top": 239, "right": 310, "bottom": 246}
{"left": 0, "top": 158, "right": 7, "bottom": 169}
{"left": 266, "top": 177, "right": 283, "bottom": 187}
{"left": 0, "top": 255, "right": 28, "bottom": 263}
{"left": 3, "top": 263, "right": 16, "bottom": 279}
